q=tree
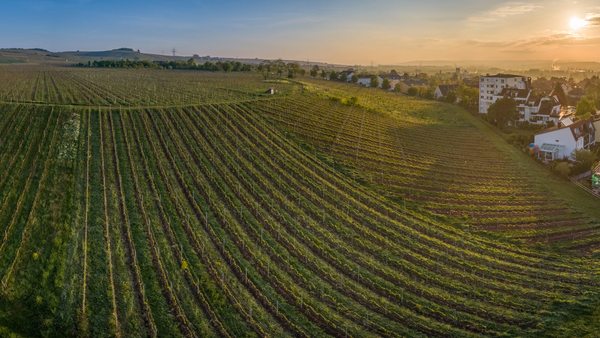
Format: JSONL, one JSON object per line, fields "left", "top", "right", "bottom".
{"left": 446, "top": 90, "right": 458, "bottom": 103}
{"left": 370, "top": 75, "right": 379, "bottom": 88}
{"left": 403, "top": 72, "right": 410, "bottom": 81}
{"left": 575, "top": 97, "right": 596, "bottom": 117}
{"left": 221, "top": 62, "right": 233, "bottom": 72}
{"left": 394, "top": 83, "right": 403, "bottom": 93}
{"left": 570, "top": 148, "right": 597, "bottom": 164}
{"left": 424, "top": 87, "right": 435, "bottom": 100}
{"left": 390, "top": 69, "right": 398, "bottom": 76}
{"left": 487, "top": 97, "right": 519, "bottom": 129}
{"left": 381, "top": 78, "right": 391, "bottom": 90}
{"left": 330, "top": 71, "right": 339, "bottom": 81}
{"left": 351, "top": 75, "right": 359, "bottom": 84}
{"left": 187, "top": 57, "right": 195, "bottom": 68}
{"left": 339, "top": 72, "right": 348, "bottom": 82}
{"left": 274, "top": 58, "right": 287, "bottom": 77}
{"left": 407, "top": 86, "right": 418, "bottom": 96}
{"left": 310, "top": 68, "right": 318, "bottom": 77}
{"left": 416, "top": 85, "right": 428, "bottom": 97}
{"left": 553, "top": 82, "right": 566, "bottom": 105}
{"left": 320, "top": 70, "right": 328, "bottom": 79}
{"left": 570, "top": 148, "right": 598, "bottom": 175}
{"left": 287, "top": 62, "right": 302, "bottom": 78}
{"left": 258, "top": 60, "right": 273, "bottom": 80}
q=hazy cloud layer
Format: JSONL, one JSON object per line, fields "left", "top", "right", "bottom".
{"left": 467, "top": 3, "right": 542, "bottom": 22}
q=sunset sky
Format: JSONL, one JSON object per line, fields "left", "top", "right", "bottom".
{"left": 2, "top": 0, "right": 600, "bottom": 65}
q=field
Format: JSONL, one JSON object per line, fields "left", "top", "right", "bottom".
{"left": 0, "top": 65, "right": 598, "bottom": 338}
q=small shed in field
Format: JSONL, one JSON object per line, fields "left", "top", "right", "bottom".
{"left": 265, "top": 88, "right": 275, "bottom": 94}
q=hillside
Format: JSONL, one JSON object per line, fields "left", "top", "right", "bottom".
{"left": 0, "top": 48, "right": 331, "bottom": 67}
{"left": 0, "top": 65, "right": 597, "bottom": 337}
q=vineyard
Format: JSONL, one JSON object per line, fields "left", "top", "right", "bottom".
{"left": 0, "top": 66, "right": 599, "bottom": 337}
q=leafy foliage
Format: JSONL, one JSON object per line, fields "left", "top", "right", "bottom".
{"left": 487, "top": 97, "right": 519, "bottom": 129}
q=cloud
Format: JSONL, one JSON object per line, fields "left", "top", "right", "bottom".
{"left": 584, "top": 13, "right": 600, "bottom": 27}
{"left": 490, "top": 4, "right": 542, "bottom": 17}
{"left": 467, "top": 3, "right": 542, "bottom": 22}
{"left": 467, "top": 17, "right": 495, "bottom": 22}
{"left": 460, "top": 31, "right": 600, "bottom": 52}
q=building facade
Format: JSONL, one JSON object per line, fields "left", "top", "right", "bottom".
{"left": 479, "top": 74, "right": 529, "bottom": 115}
{"left": 534, "top": 117, "right": 596, "bottom": 160}
{"left": 434, "top": 85, "right": 458, "bottom": 100}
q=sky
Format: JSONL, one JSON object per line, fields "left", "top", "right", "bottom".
{"left": 1, "top": 0, "right": 600, "bottom": 65}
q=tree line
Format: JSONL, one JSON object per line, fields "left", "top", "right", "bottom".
{"left": 75, "top": 58, "right": 255, "bottom": 72}
{"left": 257, "top": 59, "right": 305, "bottom": 79}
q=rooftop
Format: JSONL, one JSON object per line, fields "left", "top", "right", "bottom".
{"left": 436, "top": 84, "right": 458, "bottom": 96}
{"left": 497, "top": 87, "right": 530, "bottom": 99}
{"left": 539, "top": 143, "right": 565, "bottom": 152}
{"left": 483, "top": 73, "right": 526, "bottom": 79}
{"left": 536, "top": 117, "right": 596, "bottom": 139}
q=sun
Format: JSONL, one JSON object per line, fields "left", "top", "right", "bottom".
{"left": 570, "top": 17, "right": 586, "bottom": 30}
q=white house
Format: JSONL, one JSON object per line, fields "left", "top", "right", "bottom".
{"left": 434, "top": 85, "right": 458, "bottom": 100}
{"left": 356, "top": 75, "right": 381, "bottom": 87}
{"left": 339, "top": 70, "right": 355, "bottom": 82}
{"left": 534, "top": 117, "right": 596, "bottom": 160}
{"left": 479, "top": 74, "right": 529, "bottom": 114}
{"left": 379, "top": 74, "right": 403, "bottom": 90}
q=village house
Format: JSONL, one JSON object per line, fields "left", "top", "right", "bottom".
{"left": 567, "top": 88, "right": 586, "bottom": 100}
{"left": 534, "top": 117, "right": 597, "bottom": 160}
{"left": 379, "top": 74, "right": 403, "bottom": 90}
{"left": 356, "top": 75, "right": 378, "bottom": 87}
{"left": 339, "top": 70, "right": 355, "bottom": 82}
{"left": 491, "top": 87, "right": 561, "bottom": 126}
{"left": 398, "top": 79, "right": 428, "bottom": 93}
{"left": 434, "top": 84, "right": 458, "bottom": 100}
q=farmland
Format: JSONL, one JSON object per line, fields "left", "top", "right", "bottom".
{"left": 0, "top": 66, "right": 598, "bottom": 338}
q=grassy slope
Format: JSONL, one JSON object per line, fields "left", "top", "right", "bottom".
{"left": 458, "top": 107, "right": 600, "bottom": 336}
{"left": 459, "top": 110, "right": 600, "bottom": 221}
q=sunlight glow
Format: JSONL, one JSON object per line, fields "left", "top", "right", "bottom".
{"left": 570, "top": 17, "right": 586, "bottom": 30}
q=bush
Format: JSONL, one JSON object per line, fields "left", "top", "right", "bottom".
{"left": 553, "top": 162, "right": 571, "bottom": 178}
{"left": 407, "top": 87, "right": 418, "bottom": 96}
{"left": 346, "top": 97, "right": 359, "bottom": 106}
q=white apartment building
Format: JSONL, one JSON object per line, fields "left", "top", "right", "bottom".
{"left": 479, "top": 74, "right": 529, "bottom": 114}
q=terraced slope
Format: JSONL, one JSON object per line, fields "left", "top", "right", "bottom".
{"left": 276, "top": 80, "right": 600, "bottom": 247}
{"left": 0, "top": 97, "right": 598, "bottom": 337}
{"left": 0, "top": 67, "right": 299, "bottom": 106}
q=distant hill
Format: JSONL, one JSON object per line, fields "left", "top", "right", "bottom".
{"left": 0, "top": 48, "right": 333, "bottom": 67}
{"left": 0, "top": 48, "right": 192, "bottom": 64}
